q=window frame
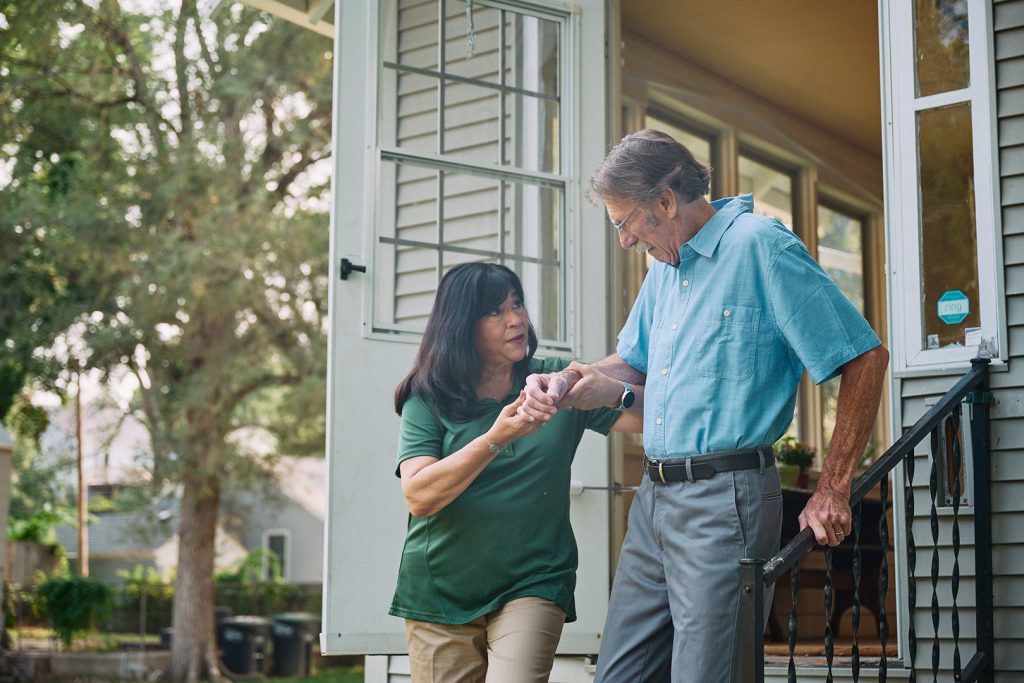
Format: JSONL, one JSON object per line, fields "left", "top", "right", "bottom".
{"left": 262, "top": 528, "right": 291, "bottom": 582}
{"left": 882, "top": 0, "right": 1006, "bottom": 375}
{"left": 368, "top": 0, "right": 578, "bottom": 352}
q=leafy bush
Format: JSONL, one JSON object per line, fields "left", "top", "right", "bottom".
{"left": 7, "top": 508, "right": 75, "bottom": 544}
{"left": 774, "top": 436, "right": 815, "bottom": 472}
{"left": 216, "top": 548, "right": 283, "bottom": 584}
{"left": 36, "top": 575, "right": 113, "bottom": 647}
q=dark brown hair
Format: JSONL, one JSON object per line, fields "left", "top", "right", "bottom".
{"left": 394, "top": 263, "right": 538, "bottom": 422}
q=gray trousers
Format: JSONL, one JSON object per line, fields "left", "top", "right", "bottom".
{"left": 594, "top": 463, "right": 783, "bottom": 683}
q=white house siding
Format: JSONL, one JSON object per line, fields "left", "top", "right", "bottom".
{"left": 896, "top": 3, "right": 1024, "bottom": 681}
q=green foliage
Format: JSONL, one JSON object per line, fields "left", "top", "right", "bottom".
{"left": 36, "top": 574, "right": 113, "bottom": 647}
{"left": 0, "top": 361, "right": 26, "bottom": 422}
{"left": 4, "top": 393, "right": 75, "bottom": 523}
{"left": 4, "top": 398, "right": 50, "bottom": 445}
{"left": 216, "top": 547, "right": 283, "bottom": 585}
{"left": 7, "top": 507, "right": 74, "bottom": 544}
{"left": 116, "top": 564, "right": 175, "bottom": 599}
{"left": 2, "top": 3, "right": 332, "bottom": 675}
{"left": 774, "top": 436, "right": 815, "bottom": 472}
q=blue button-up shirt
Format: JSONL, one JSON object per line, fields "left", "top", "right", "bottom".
{"left": 617, "top": 194, "right": 881, "bottom": 457}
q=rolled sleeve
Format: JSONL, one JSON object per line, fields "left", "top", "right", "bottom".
{"left": 768, "top": 243, "right": 880, "bottom": 384}
{"left": 396, "top": 395, "right": 444, "bottom": 475}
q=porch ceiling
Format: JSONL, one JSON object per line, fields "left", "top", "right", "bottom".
{"left": 243, "top": 1, "right": 882, "bottom": 157}
{"left": 242, "top": 0, "right": 334, "bottom": 37}
{"left": 622, "top": 0, "right": 882, "bottom": 156}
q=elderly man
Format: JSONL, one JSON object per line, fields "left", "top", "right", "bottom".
{"left": 520, "top": 129, "right": 889, "bottom": 682}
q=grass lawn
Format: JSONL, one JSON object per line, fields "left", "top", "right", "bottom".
{"left": 275, "top": 666, "right": 364, "bottom": 683}
{"left": 25, "top": 666, "right": 364, "bottom": 682}
{"left": 11, "top": 626, "right": 161, "bottom": 652}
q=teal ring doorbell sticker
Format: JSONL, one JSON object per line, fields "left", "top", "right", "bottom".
{"left": 937, "top": 290, "right": 970, "bottom": 325}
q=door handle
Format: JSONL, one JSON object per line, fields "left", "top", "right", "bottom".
{"left": 339, "top": 258, "right": 367, "bottom": 281}
{"left": 569, "top": 479, "right": 639, "bottom": 496}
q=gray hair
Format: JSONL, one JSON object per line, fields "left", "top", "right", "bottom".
{"left": 589, "top": 129, "right": 712, "bottom": 207}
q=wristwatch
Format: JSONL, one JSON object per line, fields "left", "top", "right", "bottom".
{"left": 617, "top": 381, "right": 636, "bottom": 410}
{"left": 486, "top": 439, "right": 505, "bottom": 455}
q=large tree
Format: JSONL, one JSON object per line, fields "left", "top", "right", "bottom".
{"left": 0, "top": 1, "right": 332, "bottom": 680}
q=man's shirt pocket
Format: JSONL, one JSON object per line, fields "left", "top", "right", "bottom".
{"left": 691, "top": 304, "right": 761, "bottom": 380}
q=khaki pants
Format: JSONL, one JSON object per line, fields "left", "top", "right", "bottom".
{"left": 405, "top": 596, "right": 566, "bottom": 683}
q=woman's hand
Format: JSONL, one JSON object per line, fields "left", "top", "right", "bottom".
{"left": 486, "top": 391, "right": 544, "bottom": 446}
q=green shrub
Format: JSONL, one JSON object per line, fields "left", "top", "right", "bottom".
{"left": 36, "top": 574, "right": 113, "bottom": 647}
{"left": 774, "top": 436, "right": 815, "bottom": 472}
{"left": 7, "top": 508, "right": 75, "bottom": 544}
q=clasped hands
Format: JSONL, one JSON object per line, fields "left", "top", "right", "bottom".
{"left": 518, "top": 361, "right": 619, "bottom": 423}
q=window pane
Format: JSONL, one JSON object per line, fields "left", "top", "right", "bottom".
{"left": 818, "top": 206, "right": 864, "bottom": 313}
{"left": 377, "top": 1, "right": 566, "bottom": 342}
{"left": 918, "top": 103, "right": 979, "bottom": 349}
{"left": 376, "top": 162, "right": 439, "bottom": 330}
{"left": 396, "top": 0, "right": 439, "bottom": 71}
{"left": 504, "top": 182, "right": 562, "bottom": 341}
{"left": 442, "top": 78, "right": 500, "bottom": 165}
{"left": 266, "top": 534, "right": 287, "bottom": 580}
{"left": 386, "top": 1, "right": 561, "bottom": 172}
{"left": 914, "top": 0, "right": 969, "bottom": 97}
{"left": 504, "top": 92, "right": 559, "bottom": 173}
{"left": 394, "top": 70, "right": 438, "bottom": 154}
{"left": 440, "top": 171, "right": 501, "bottom": 253}
{"left": 375, "top": 161, "right": 565, "bottom": 340}
{"left": 443, "top": 0, "right": 503, "bottom": 83}
{"left": 817, "top": 205, "right": 865, "bottom": 447}
{"left": 739, "top": 156, "right": 793, "bottom": 229}
{"left": 508, "top": 14, "right": 560, "bottom": 98}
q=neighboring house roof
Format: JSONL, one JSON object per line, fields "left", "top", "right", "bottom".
{"left": 273, "top": 456, "right": 326, "bottom": 521}
{"left": 55, "top": 511, "right": 177, "bottom": 556}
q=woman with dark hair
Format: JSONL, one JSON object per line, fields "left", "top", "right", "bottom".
{"left": 389, "top": 262, "right": 642, "bottom": 683}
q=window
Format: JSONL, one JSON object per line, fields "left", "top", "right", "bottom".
{"left": 644, "top": 113, "right": 714, "bottom": 199}
{"left": 374, "top": 0, "right": 570, "bottom": 346}
{"left": 884, "top": 0, "right": 1003, "bottom": 370}
{"left": 738, "top": 154, "right": 794, "bottom": 230}
{"left": 263, "top": 530, "right": 289, "bottom": 582}
{"left": 818, "top": 203, "right": 867, "bottom": 449}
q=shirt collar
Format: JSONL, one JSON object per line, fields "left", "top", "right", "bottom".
{"left": 683, "top": 194, "right": 754, "bottom": 259}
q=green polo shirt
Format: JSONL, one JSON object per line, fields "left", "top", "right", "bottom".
{"left": 389, "top": 357, "right": 619, "bottom": 625}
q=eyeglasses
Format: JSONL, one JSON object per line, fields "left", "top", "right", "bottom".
{"left": 610, "top": 206, "right": 641, "bottom": 232}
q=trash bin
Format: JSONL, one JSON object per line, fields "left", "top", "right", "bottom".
{"left": 160, "top": 626, "right": 173, "bottom": 650}
{"left": 161, "top": 607, "right": 228, "bottom": 653}
{"left": 217, "top": 616, "right": 272, "bottom": 675}
{"left": 270, "top": 612, "right": 321, "bottom": 676}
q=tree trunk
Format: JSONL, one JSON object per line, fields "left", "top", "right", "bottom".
{"left": 168, "top": 470, "right": 222, "bottom": 683}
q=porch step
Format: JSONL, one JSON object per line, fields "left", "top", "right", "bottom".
{"left": 765, "top": 641, "right": 899, "bottom": 658}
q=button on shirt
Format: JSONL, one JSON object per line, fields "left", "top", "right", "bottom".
{"left": 616, "top": 194, "right": 881, "bottom": 458}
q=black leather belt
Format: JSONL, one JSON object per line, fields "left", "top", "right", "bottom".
{"left": 645, "top": 445, "right": 773, "bottom": 483}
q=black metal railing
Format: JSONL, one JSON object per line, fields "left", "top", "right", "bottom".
{"left": 739, "top": 358, "right": 994, "bottom": 683}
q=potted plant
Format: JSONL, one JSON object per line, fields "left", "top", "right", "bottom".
{"left": 774, "top": 436, "right": 815, "bottom": 489}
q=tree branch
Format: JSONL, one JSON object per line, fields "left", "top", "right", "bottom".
{"left": 93, "top": 0, "right": 173, "bottom": 155}
{"left": 174, "top": 0, "right": 194, "bottom": 145}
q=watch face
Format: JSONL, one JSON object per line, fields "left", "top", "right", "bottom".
{"left": 622, "top": 387, "right": 636, "bottom": 409}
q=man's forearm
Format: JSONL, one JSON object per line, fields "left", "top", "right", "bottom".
{"left": 588, "top": 353, "right": 647, "bottom": 385}
{"left": 819, "top": 344, "right": 889, "bottom": 494}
